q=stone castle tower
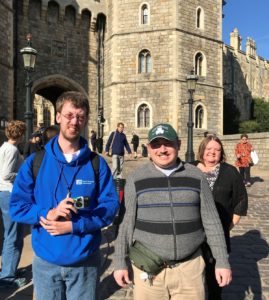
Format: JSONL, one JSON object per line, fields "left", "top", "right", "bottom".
{"left": 104, "top": 0, "right": 224, "bottom": 139}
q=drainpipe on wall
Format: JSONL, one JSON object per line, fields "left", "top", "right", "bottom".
{"left": 96, "top": 16, "right": 105, "bottom": 153}
{"left": 13, "top": 0, "right": 19, "bottom": 119}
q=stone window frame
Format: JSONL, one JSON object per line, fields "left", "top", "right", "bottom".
{"left": 64, "top": 5, "right": 76, "bottom": 27}
{"left": 0, "top": 117, "right": 8, "bottom": 129}
{"left": 196, "top": 6, "right": 204, "bottom": 30}
{"left": 194, "top": 51, "right": 207, "bottom": 77}
{"left": 28, "top": 0, "right": 42, "bottom": 21}
{"left": 138, "top": 49, "right": 152, "bottom": 74}
{"left": 43, "top": 107, "right": 52, "bottom": 127}
{"left": 135, "top": 102, "right": 152, "bottom": 128}
{"left": 47, "top": 0, "right": 60, "bottom": 24}
{"left": 81, "top": 9, "right": 91, "bottom": 29}
{"left": 139, "top": 2, "right": 150, "bottom": 26}
{"left": 194, "top": 102, "right": 207, "bottom": 129}
{"left": 34, "top": 108, "right": 38, "bottom": 128}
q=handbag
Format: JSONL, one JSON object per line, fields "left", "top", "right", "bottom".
{"left": 250, "top": 150, "right": 259, "bottom": 165}
{"left": 129, "top": 241, "right": 165, "bottom": 275}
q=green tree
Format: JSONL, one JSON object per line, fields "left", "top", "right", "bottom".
{"left": 239, "top": 120, "right": 260, "bottom": 133}
{"left": 239, "top": 98, "right": 269, "bottom": 133}
{"left": 253, "top": 98, "right": 269, "bottom": 131}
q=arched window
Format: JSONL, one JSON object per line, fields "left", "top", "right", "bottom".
{"left": 139, "top": 50, "right": 151, "bottom": 73}
{"left": 195, "top": 52, "right": 206, "bottom": 76}
{"left": 81, "top": 9, "right": 91, "bottom": 29}
{"left": 65, "top": 5, "right": 76, "bottom": 26}
{"left": 0, "top": 117, "right": 7, "bottom": 129}
{"left": 137, "top": 104, "right": 150, "bottom": 128}
{"left": 29, "top": 0, "right": 41, "bottom": 20}
{"left": 34, "top": 108, "right": 38, "bottom": 128}
{"left": 141, "top": 4, "right": 149, "bottom": 25}
{"left": 195, "top": 105, "right": 204, "bottom": 129}
{"left": 47, "top": 1, "right": 59, "bottom": 24}
{"left": 43, "top": 108, "right": 51, "bottom": 127}
{"left": 196, "top": 7, "right": 204, "bottom": 29}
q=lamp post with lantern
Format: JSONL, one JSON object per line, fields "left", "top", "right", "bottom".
{"left": 185, "top": 70, "right": 198, "bottom": 163}
{"left": 20, "top": 34, "right": 37, "bottom": 142}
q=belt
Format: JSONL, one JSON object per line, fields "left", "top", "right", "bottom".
{"left": 164, "top": 248, "right": 200, "bottom": 269}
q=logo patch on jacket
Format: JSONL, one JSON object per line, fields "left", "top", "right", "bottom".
{"left": 76, "top": 179, "right": 94, "bottom": 185}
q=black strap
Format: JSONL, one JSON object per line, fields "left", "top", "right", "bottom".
{"left": 33, "top": 149, "right": 46, "bottom": 181}
{"left": 32, "top": 150, "right": 100, "bottom": 189}
{"left": 90, "top": 152, "right": 100, "bottom": 195}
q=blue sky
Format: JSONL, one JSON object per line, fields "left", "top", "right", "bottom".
{"left": 222, "top": 0, "right": 269, "bottom": 59}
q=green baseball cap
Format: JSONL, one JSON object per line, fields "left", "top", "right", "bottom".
{"left": 148, "top": 123, "right": 179, "bottom": 143}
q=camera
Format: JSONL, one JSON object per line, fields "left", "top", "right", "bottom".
{"left": 73, "top": 196, "right": 90, "bottom": 209}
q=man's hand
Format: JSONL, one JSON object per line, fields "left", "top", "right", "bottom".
{"left": 46, "top": 197, "right": 77, "bottom": 221}
{"left": 40, "top": 216, "right": 72, "bottom": 236}
{"left": 215, "top": 268, "right": 232, "bottom": 287}
{"left": 113, "top": 270, "right": 131, "bottom": 287}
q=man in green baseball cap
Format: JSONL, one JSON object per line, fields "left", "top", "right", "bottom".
{"left": 148, "top": 123, "right": 179, "bottom": 143}
{"left": 147, "top": 123, "right": 181, "bottom": 169}
{"left": 114, "top": 122, "right": 231, "bottom": 300}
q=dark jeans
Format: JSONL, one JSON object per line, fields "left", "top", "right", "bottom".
{"left": 239, "top": 166, "right": 251, "bottom": 182}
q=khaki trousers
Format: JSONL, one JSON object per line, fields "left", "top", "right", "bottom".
{"left": 132, "top": 251, "right": 205, "bottom": 300}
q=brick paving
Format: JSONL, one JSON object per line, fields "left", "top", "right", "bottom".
{"left": 1, "top": 157, "right": 269, "bottom": 299}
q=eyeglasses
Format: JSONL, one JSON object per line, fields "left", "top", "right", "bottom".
{"left": 61, "top": 113, "right": 86, "bottom": 122}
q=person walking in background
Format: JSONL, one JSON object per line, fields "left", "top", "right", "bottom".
{"left": 194, "top": 134, "right": 248, "bottom": 300}
{"left": 105, "top": 122, "right": 132, "bottom": 178}
{"left": 0, "top": 120, "right": 26, "bottom": 289}
{"left": 235, "top": 134, "right": 254, "bottom": 187}
{"left": 10, "top": 91, "right": 119, "bottom": 299}
{"left": 113, "top": 123, "right": 232, "bottom": 300}
{"left": 131, "top": 132, "right": 139, "bottom": 158}
{"left": 90, "top": 130, "right": 97, "bottom": 152}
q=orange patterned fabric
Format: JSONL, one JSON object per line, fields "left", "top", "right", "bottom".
{"left": 235, "top": 142, "right": 252, "bottom": 167}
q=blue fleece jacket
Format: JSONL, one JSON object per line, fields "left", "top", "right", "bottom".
{"left": 10, "top": 136, "right": 119, "bottom": 266}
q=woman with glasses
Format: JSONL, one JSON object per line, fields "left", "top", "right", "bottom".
{"left": 193, "top": 134, "right": 248, "bottom": 300}
{"left": 235, "top": 134, "right": 254, "bottom": 187}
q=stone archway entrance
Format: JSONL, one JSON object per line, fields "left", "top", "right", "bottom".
{"left": 32, "top": 75, "right": 89, "bottom": 136}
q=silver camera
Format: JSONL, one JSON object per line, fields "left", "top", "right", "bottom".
{"left": 73, "top": 196, "right": 90, "bottom": 209}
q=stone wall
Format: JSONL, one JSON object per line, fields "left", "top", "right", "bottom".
{"left": 0, "top": 0, "right": 14, "bottom": 139}
{"left": 178, "top": 132, "right": 269, "bottom": 169}
{"left": 223, "top": 28, "right": 269, "bottom": 121}
{"left": 14, "top": 0, "right": 106, "bottom": 137}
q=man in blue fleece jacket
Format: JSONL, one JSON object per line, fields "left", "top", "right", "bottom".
{"left": 10, "top": 91, "right": 119, "bottom": 300}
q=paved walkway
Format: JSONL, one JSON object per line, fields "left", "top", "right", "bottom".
{"left": 1, "top": 157, "right": 269, "bottom": 299}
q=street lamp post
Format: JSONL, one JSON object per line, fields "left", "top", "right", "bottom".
{"left": 97, "top": 107, "right": 105, "bottom": 153}
{"left": 185, "top": 70, "right": 198, "bottom": 163}
{"left": 20, "top": 34, "right": 37, "bottom": 142}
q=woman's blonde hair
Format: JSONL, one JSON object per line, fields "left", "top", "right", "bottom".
{"left": 5, "top": 120, "right": 26, "bottom": 140}
{"left": 196, "top": 134, "right": 226, "bottom": 163}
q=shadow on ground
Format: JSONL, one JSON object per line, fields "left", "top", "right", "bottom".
{"left": 223, "top": 230, "right": 269, "bottom": 300}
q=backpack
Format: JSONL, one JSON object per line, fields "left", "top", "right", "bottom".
{"left": 32, "top": 149, "right": 100, "bottom": 190}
